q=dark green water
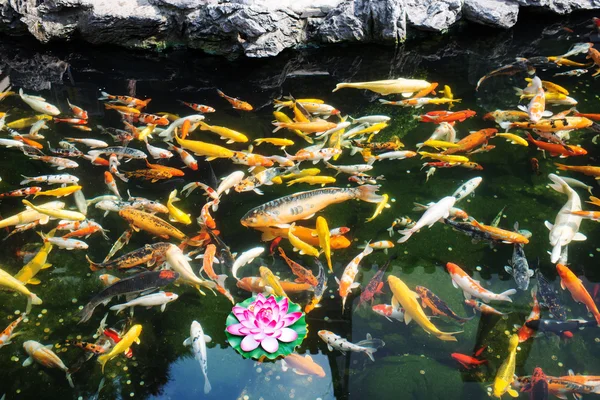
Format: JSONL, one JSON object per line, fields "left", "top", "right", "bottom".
{"left": 0, "top": 11, "right": 599, "bottom": 400}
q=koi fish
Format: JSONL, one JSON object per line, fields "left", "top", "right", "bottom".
{"left": 278, "top": 247, "right": 317, "bottom": 286}
{"left": 0, "top": 315, "right": 24, "bottom": 349}
{"left": 317, "top": 330, "right": 384, "bottom": 361}
{"left": 337, "top": 246, "right": 373, "bottom": 310}
{"left": 388, "top": 275, "right": 462, "bottom": 342}
{"left": 217, "top": 89, "right": 253, "bottom": 111}
{"left": 536, "top": 269, "right": 567, "bottom": 321}
{"left": 254, "top": 138, "right": 295, "bottom": 148}
{"left": 103, "top": 229, "right": 133, "bottom": 262}
{"left": 99, "top": 91, "right": 151, "bottom": 109}
{"left": 80, "top": 271, "right": 178, "bottom": 322}
{"left": 516, "top": 288, "right": 540, "bottom": 342}
{"left": 87, "top": 242, "right": 171, "bottom": 271}
{"left": 174, "top": 131, "right": 233, "bottom": 160}
{"left": 446, "top": 262, "right": 516, "bottom": 302}
{"left": 417, "top": 109, "right": 476, "bottom": 123}
{"left": 469, "top": 219, "right": 529, "bottom": 244}
{"left": 545, "top": 174, "right": 585, "bottom": 263}
{"left": 332, "top": 78, "right": 431, "bottom": 96}
{"left": 259, "top": 266, "right": 288, "bottom": 298}
{"left": 19, "top": 89, "right": 60, "bottom": 115}
{"left": 184, "top": 321, "right": 212, "bottom": 393}
{"left": 492, "top": 334, "right": 519, "bottom": 398}
{"left": 23, "top": 340, "right": 73, "bottom": 387}
{"left": 97, "top": 325, "right": 142, "bottom": 373}
{"left": 28, "top": 155, "right": 79, "bottom": 170}
{"left": 169, "top": 144, "right": 198, "bottom": 170}
{"left": 0, "top": 187, "right": 42, "bottom": 198}
{"left": 166, "top": 190, "right": 191, "bottom": 225}
{"left": 305, "top": 258, "right": 327, "bottom": 313}
{"left": 416, "top": 286, "right": 472, "bottom": 323}
{"left": 358, "top": 258, "right": 391, "bottom": 307}
{"left": 109, "top": 291, "right": 178, "bottom": 314}
{"left": 119, "top": 208, "right": 187, "bottom": 240}
{"left": 556, "top": 263, "right": 600, "bottom": 325}
{"left": 315, "top": 216, "right": 332, "bottom": 272}
{"left": 198, "top": 121, "right": 248, "bottom": 143}
{"left": 397, "top": 196, "right": 456, "bottom": 243}
{"left": 451, "top": 346, "right": 487, "bottom": 369}
{"left": 281, "top": 354, "right": 326, "bottom": 378}
{"left": 179, "top": 101, "right": 215, "bottom": 113}
{"left": 22, "top": 199, "right": 85, "bottom": 221}
{"left": 67, "top": 99, "right": 88, "bottom": 119}
{"left": 372, "top": 303, "right": 404, "bottom": 322}
{"left": 241, "top": 185, "right": 382, "bottom": 227}
{"left": 464, "top": 299, "right": 507, "bottom": 316}
{"left": 164, "top": 244, "right": 215, "bottom": 294}
{"left": 231, "top": 247, "right": 264, "bottom": 280}
{"left": 502, "top": 117, "right": 592, "bottom": 132}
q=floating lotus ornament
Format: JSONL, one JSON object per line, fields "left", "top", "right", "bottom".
{"left": 225, "top": 294, "right": 307, "bottom": 360}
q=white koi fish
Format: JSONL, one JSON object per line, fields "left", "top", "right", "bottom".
{"left": 397, "top": 196, "right": 456, "bottom": 243}
{"left": 184, "top": 321, "right": 212, "bottom": 394}
{"left": 109, "top": 291, "right": 178, "bottom": 313}
{"left": 217, "top": 171, "right": 245, "bottom": 196}
{"left": 452, "top": 177, "right": 482, "bottom": 202}
{"left": 23, "top": 340, "right": 73, "bottom": 387}
{"left": 19, "top": 89, "right": 60, "bottom": 116}
{"left": 317, "top": 330, "right": 384, "bottom": 362}
{"left": 231, "top": 247, "right": 264, "bottom": 280}
{"left": 545, "top": 174, "right": 585, "bottom": 263}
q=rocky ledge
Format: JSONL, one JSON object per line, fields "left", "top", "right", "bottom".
{"left": 0, "top": 0, "right": 598, "bottom": 58}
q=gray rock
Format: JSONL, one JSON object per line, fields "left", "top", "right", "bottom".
{"left": 186, "top": 3, "right": 305, "bottom": 57}
{"left": 370, "top": 0, "right": 407, "bottom": 42}
{"left": 405, "top": 0, "right": 463, "bottom": 32}
{"left": 515, "top": 0, "right": 600, "bottom": 14}
{"left": 463, "top": 0, "right": 519, "bottom": 29}
{"left": 316, "top": 0, "right": 367, "bottom": 43}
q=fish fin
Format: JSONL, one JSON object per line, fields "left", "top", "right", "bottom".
{"left": 544, "top": 221, "right": 553, "bottom": 230}
{"left": 281, "top": 359, "right": 288, "bottom": 372}
{"left": 451, "top": 279, "right": 459, "bottom": 289}
{"left": 27, "top": 278, "right": 41, "bottom": 285}
{"left": 22, "top": 357, "right": 33, "bottom": 367}
{"left": 504, "top": 266, "right": 513, "bottom": 275}
{"left": 204, "top": 335, "right": 212, "bottom": 343}
{"left": 401, "top": 92, "right": 414, "bottom": 98}
{"left": 41, "top": 263, "right": 52, "bottom": 270}
{"left": 572, "top": 232, "right": 587, "bottom": 241}
{"left": 327, "top": 344, "right": 333, "bottom": 351}
{"left": 517, "top": 105, "right": 528, "bottom": 113}
{"left": 403, "top": 312, "right": 412, "bottom": 325}
{"left": 391, "top": 296, "right": 400, "bottom": 310}
{"left": 463, "top": 291, "right": 472, "bottom": 299}
{"left": 350, "top": 282, "right": 360, "bottom": 289}
{"left": 507, "top": 389, "right": 519, "bottom": 398}
{"left": 183, "top": 337, "right": 191, "bottom": 347}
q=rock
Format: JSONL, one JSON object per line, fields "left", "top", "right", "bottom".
{"left": 405, "top": 0, "right": 463, "bottom": 32}
{"left": 463, "top": 0, "right": 519, "bottom": 29}
{"left": 514, "top": 0, "right": 599, "bottom": 14}
{"left": 0, "top": 0, "right": 597, "bottom": 58}
{"left": 186, "top": 3, "right": 305, "bottom": 58}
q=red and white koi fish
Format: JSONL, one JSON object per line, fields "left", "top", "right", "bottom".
{"left": 67, "top": 99, "right": 88, "bottom": 119}
{"left": 169, "top": 144, "right": 198, "bottom": 170}
{"left": 104, "top": 171, "right": 121, "bottom": 199}
{"left": 337, "top": 245, "right": 373, "bottom": 310}
{"left": 0, "top": 315, "right": 23, "bottom": 349}
{"left": 447, "top": 262, "right": 516, "bottom": 302}
{"left": 372, "top": 303, "right": 404, "bottom": 322}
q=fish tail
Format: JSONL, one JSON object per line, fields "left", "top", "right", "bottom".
{"left": 554, "top": 163, "right": 568, "bottom": 171}
{"left": 65, "top": 370, "right": 74, "bottom": 388}
{"left": 98, "top": 91, "right": 110, "bottom": 100}
{"left": 438, "top": 331, "right": 462, "bottom": 341}
{"left": 396, "top": 231, "right": 413, "bottom": 244}
{"left": 216, "top": 89, "right": 225, "bottom": 98}
{"left": 498, "top": 289, "right": 517, "bottom": 302}
{"left": 548, "top": 173, "right": 571, "bottom": 195}
{"left": 363, "top": 347, "right": 377, "bottom": 362}
{"left": 86, "top": 254, "right": 103, "bottom": 271}
{"left": 204, "top": 377, "right": 212, "bottom": 394}
{"left": 355, "top": 185, "right": 383, "bottom": 204}
{"left": 97, "top": 354, "right": 108, "bottom": 373}
{"left": 30, "top": 293, "right": 42, "bottom": 306}
{"left": 79, "top": 303, "right": 95, "bottom": 324}
{"left": 332, "top": 83, "right": 348, "bottom": 93}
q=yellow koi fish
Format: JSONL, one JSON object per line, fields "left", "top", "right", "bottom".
{"left": 366, "top": 194, "right": 391, "bottom": 222}
{"left": 137, "top": 124, "right": 156, "bottom": 141}
{"left": 281, "top": 168, "right": 321, "bottom": 180}
{"left": 33, "top": 185, "right": 82, "bottom": 198}
{"left": 119, "top": 208, "right": 187, "bottom": 240}
{"left": 315, "top": 216, "right": 332, "bottom": 272}
{"left": 333, "top": 78, "right": 431, "bottom": 96}
{"left": 98, "top": 324, "right": 142, "bottom": 373}
{"left": 198, "top": 121, "right": 248, "bottom": 143}
{"left": 286, "top": 176, "right": 336, "bottom": 187}
{"left": 167, "top": 190, "right": 191, "bottom": 225}
{"left": 347, "top": 122, "right": 388, "bottom": 139}
{"left": 0, "top": 201, "right": 64, "bottom": 229}
{"left": 22, "top": 200, "right": 85, "bottom": 221}
{"left": 175, "top": 131, "right": 234, "bottom": 160}
{"left": 524, "top": 77, "right": 569, "bottom": 95}
{"left": 254, "top": 138, "right": 295, "bottom": 148}
{"left": 7, "top": 115, "right": 52, "bottom": 129}
{"left": 0, "top": 267, "right": 42, "bottom": 313}
{"left": 419, "top": 152, "right": 470, "bottom": 163}
{"left": 495, "top": 133, "right": 528, "bottom": 147}
{"left": 492, "top": 334, "right": 519, "bottom": 398}
{"left": 421, "top": 140, "right": 460, "bottom": 150}
{"left": 259, "top": 266, "right": 288, "bottom": 298}
{"left": 288, "top": 223, "right": 320, "bottom": 257}
{"left": 14, "top": 229, "right": 55, "bottom": 285}
{"left": 388, "top": 275, "right": 461, "bottom": 341}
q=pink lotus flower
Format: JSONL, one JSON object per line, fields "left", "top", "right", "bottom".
{"left": 226, "top": 294, "right": 302, "bottom": 353}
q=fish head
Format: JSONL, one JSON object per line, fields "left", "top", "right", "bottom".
{"left": 240, "top": 208, "right": 274, "bottom": 227}
{"left": 23, "top": 340, "right": 40, "bottom": 355}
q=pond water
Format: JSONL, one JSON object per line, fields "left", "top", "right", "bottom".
{"left": 0, "top": 10, "right": 599, "bottom": 400}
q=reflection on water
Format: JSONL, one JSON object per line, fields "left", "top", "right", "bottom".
{"left": 0, "top": 9, "right": 599, "bottom": 400}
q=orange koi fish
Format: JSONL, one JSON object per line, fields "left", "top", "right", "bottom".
{"left": 0, "top": 187, "right": 42, "bottom": 198}
{"left": 470, "top": 220, "right": 529, "bottom": 244}
{"left": 443, "top": 129, "right": 497, "bottom": 154}
{"left": 556, "top": 264, "right": 600, "bottom": 325}
{"left": 99, "top": 91, "right": 151, "bottom": 109}
{"left": 217, "top": 89, "right": 253, "bottom": 111}
{"left": 278, "top": 247, "right": 318, "bottom": 286}
{"left": 180, "top": 101, "right": 215, "bottom": 113}
{"left": 526, "top": 133, "right": 587, "bottom": 157}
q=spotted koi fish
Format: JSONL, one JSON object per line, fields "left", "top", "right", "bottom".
{"left": 416, "top": 286, "right": 472, "bottom": 323}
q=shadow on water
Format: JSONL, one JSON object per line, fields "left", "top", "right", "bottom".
{"left": 0, "top": 8, "right": 599, "bottom": 400}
